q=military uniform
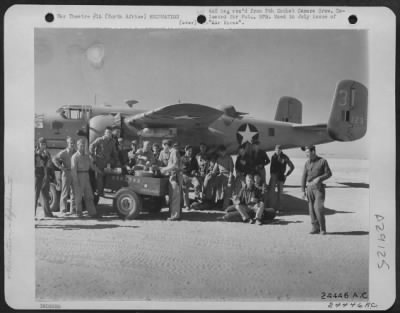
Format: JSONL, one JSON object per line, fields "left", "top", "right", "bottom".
{"left": 212, "top": 155, "right": 234, "bottom": 209}
{"left": 158, "top": 149, "right": 171, "bottom": 167}
{"left": 71, "top": 151, "right": 98, "bottom": 217}
{"left": 53, "top": 148, "right": 76, "bottom": 213}
{"left": 135, "top": 148, "right": 156, "bottom": 168}
{"left": 252, "top": 148, "right": 270, "bottom": 183}
{"left": 35, "top": 148, "right": 54, "bottom": 217}
{"left": 181, "top": 154, "right": 200, "bottom": 207}
{"left": 235, "top": 184, "right": 265, "bottom": 221}
{"left": 161, "top": 147, "right": 182, "bottom": 220}
{"left": 301, "top": 156, "right": 332, "bottom": 233}
{"left": 89, "top": 136, "right": 119, "bottom": 195}
{"left": 269, "top": 152, "right": 294, "bottom": 211}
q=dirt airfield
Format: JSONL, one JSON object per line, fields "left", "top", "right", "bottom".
{"left": 35, "top": 157, "right": 369, "bottom": 302}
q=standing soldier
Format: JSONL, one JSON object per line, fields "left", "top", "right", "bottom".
{"left": 89, "top": 127, "right": 120, "bottom": 196}
{"left": 160, "top": 142, "right": 183, "bottom": 221}
{"left": 251, "top": 140, "right": 270, "bottom": 183}
{"left": 72, "top": 138, "right": 103, "bottom": 218}
{"left": 52, "top": 137, "right": 77, "bottom": 215}
{"left": 211, "top": 145, "right": 234, "bottom": 210}
{"left": 111, "top": 126, "right": 121, "bottom": 151}
{"left": 195, "top": 143, "right": 209, "bottom": 201}
{"left": 269, "top": 145, "right": 295, "bottom": 214}
{"left": 233, "top": 144, "right": 252, "bottom": 196}
{"left": 158, "top": 139, "right": 172, "bottom": 167}
{"left": 35, "top": 137, "right": 56, "bottom": 218}
{"left": 301, "top": 145, "right": 332, "bottom": 235}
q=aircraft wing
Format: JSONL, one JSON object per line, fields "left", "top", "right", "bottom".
{"left": 292, "top": 123, "right": 327, "bottom": 131}
{"left": 125, "top": 103, "right": 224, "bottom": 128}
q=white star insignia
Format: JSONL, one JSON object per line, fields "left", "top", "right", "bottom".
{"left": 238, "top": 124, "right": 258, "bottom": 144}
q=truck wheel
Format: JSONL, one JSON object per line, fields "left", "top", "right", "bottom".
{"left": 49, "top": 182, "right": 60, "bottom": 212}
{"left": 113, "top": 188, "right": 142, "bottom": 219}
{"left": 147, "top": 196, "right": 164, "bottom": 214}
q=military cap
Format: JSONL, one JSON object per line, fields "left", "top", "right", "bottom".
{"left": 275, "top": 144, "right": 282, "bottom": 150}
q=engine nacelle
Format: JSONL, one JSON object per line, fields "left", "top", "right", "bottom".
{"left": 88, "top": 114, "right": 140, "bottom": 144}
{"left": 89, "top": 115, "right": 117, "bottom": 143}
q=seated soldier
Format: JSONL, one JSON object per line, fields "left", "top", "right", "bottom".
{"left": 136, "top": 140, "right": 156, "bottom": 170}
{"left": 195, "top": 143, "right": 209, "bottom": 201}
{"left": 126, "top": 140, "right": 138, "bottom": 173}
{"left": 152, "top": 142, "right": 161, "bottom": 161}
{"left": 221, "top": 173, "right": 265, "bottom": 225}
{"left": 181, "top": 145, "right": 201, "bottom": 209}
{"left": 254, "top": 173, "right": 276, "bottom": 221}
{"left": 190, "top": 155, "right": 217, "bottom": 210}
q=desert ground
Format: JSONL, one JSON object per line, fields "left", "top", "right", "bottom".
{"left": 35, "top": 157, "right": 369, "bottom": 302}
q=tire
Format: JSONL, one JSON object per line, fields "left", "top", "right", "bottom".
{"left": 146, "top": 196, "right": 164, "bottom": 214}
{"left": 113, "top": 188, "right": 142, "bottom": 219}
{"left": 49, "top": 182, "right": 60, "bottom": 212}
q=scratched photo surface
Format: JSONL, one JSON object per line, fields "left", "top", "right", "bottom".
{"left": 34, "top": 28, "right": 369, "bottom": 301}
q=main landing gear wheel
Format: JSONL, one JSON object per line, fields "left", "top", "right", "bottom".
{"left": 49, "top": 182, "right": 60, "bottom": 212}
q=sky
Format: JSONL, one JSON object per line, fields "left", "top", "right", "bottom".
{"left": 35, "top": 28, "right": 368, "bottom": 158}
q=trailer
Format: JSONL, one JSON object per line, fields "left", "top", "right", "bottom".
{"left": 102, "top": 171, "right": 169, "bottom": 219}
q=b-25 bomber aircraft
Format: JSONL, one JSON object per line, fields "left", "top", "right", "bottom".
{"left": 35, "top": 80, "right": 368, "bottom": 154}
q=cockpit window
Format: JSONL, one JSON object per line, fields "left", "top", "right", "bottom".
{"left": 58, "top": 106, "right": 92, "bottom": 120}
{"left": 70, "top": 109, "right": 81, "bottom": 119}
{"left": 60, "top": 110, "right": 67, "bottom": 119}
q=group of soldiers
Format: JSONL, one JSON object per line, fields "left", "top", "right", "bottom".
{"left": 35, "top": 125, "right": 332, "bottom": 233}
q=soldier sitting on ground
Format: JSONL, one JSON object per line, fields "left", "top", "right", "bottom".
{"left": 218, "top": 173, "right": 264, "bottom": 225}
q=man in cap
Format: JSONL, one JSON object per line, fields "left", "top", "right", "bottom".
{"left": 35, "top": 137, "right": 56, "bottom": 218}
{"left": 269, "top": 144, "right": 295, "bottom": 214}
{"left": 301, "top": 145, "right": 332, "bottom": 235}
{"left": 89, "top": 127, "right": 120, "bottom": 196}
{"left": 72, "top": 138, "right": 103, "bottom": 218}
{"left": 52, "top": 136, "right": 77, "bottom": 215}
{"left": 160, "top": 141, "right": 183, "bottom": 221}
